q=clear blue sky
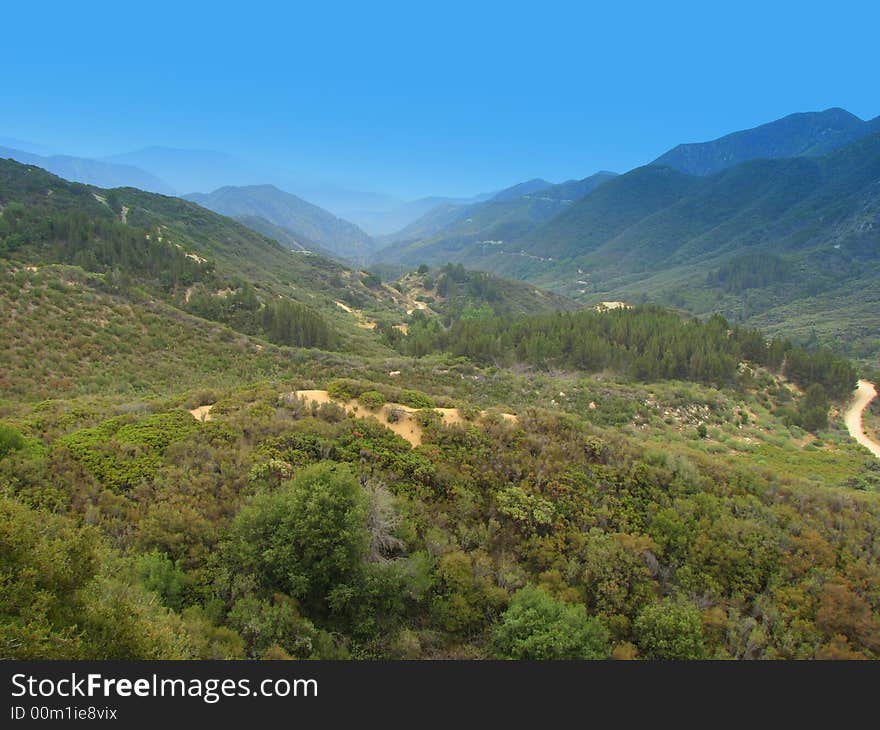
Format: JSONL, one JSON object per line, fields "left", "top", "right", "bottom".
{"left": 2, "top": 0, "right": 878, "bottom": 199}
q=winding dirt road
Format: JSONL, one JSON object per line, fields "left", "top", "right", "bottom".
{"left": 844, "top": 380, "right": 880, "bottom": 459}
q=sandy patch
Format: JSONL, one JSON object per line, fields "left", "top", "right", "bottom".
{"left": 291, "top": 390, "right": 516, "bottom": 447}
{"left": 189, "top": 404, "right": 214, "bottom": 422}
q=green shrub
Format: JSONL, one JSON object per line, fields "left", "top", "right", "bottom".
{"left": 634, "top": 599, "right": 706, "bottom": 659}
{"left": 0, "top": 423, "right": 26, "bottom": 458}
{"left": 358, "top": 390, "right": 386, "bottom": 411}
{"left": 493, "top": 585, "right": 609, "bottom": 659}
{"left": 221, "top": 462, "right": 369, "bottom": 614}
{"left": 327, "top": 379, "right": 362, "bottom": 401}
{"left": 399, "top": 389, "right": 436, "bottom": 409}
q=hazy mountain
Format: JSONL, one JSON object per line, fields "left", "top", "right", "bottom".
{"left": 490, "top": 178, "right": 553, "bottom": 202}
{"left": 653, "top": 107, "right": 880, "bottom": 176}
{"left": 234, "top": 214, "right": 336, "bottom": 259}
{"left": 0, "top": 137, "right": 53, "bottom": 155}
{"left": 0, "top": 145, "right": 176, "bottom": 194}
{"left": 346, "top": 191, "right": 495, "bottom": 236}
{"left": 374, "top": 171, "right": 617, "bottom": 260}
{"left": 105, "top": 146, "right": 263, "bottom": 195}
{"left": 185, "top": 184, "right": 375, "bottom": 262}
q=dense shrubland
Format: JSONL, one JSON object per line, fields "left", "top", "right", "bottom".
{"left": 2, "top": 376, "right": 878, "bottom": 660}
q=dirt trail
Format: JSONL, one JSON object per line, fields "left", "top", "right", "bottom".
{"left": 844, "top": 380, "right": 880, "bottom": 459}
{"left": 293, "top": 390, "right": 516, "bottom": 447}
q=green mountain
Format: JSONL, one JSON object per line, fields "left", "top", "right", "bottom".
{"left": 185, "top": 184, "right": 376, "bottom": 262}
{"left": 653, "top": 107, "right": 880, "bottom": 176}
{"left": 374, "top": 171, "right": 617, "bottom": 261}
{"left": 0, "top": 158, "right": 415, "bottom": 362}
{"left": 377, "top": 128, "right": 880, "bottom": 360}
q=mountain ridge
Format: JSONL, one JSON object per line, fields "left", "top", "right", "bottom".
{"left": 652, "top": 107, "right": 879, "bottom": 176}
{"left": 185, "top": 184, "right": 376, "bottom": 263}
{"left": 0, "top": 145, "right": 176, "bottom": 195}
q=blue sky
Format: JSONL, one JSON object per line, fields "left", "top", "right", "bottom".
{"left": 2, "top": 0, "right": 878, "bottom": 199}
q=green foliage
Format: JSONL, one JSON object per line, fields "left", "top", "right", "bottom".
{"left": 400, "top": 304, "right": 856, "bottom": 397}
{"left": 431, "top": 550, "right": 506, "bottom": 636}
{"left": 634, "top": 599, "right": 706, "bottom": 659}
{"left": 362, "top": 272, "right": 382, "bottom": 288}
{"left": 58, "top": 411, "right": 199, "bottom": 491}
{"left": 261, "top": 299, "right": 336, "bottom": 349}
{"left": 0, "top": 423, "right": 26, "bottom": 458}
{"left": 0, "top": 496, "right": 191, "bottom": 659}
{"left": 708, "top": 252, "right": 789, "bottom": 293}
{"left": 222, "top": 462, "right": 369, "bottom": 613}
{"left": 327, "top": 379, "right": 360, "bottom": 401}
{"left": 492, "top": 586, "right": 610, "bottom": 659}
{"left": 226, "top": 594, "right": 344, "bottom": 659}
{"left": 398, "top": 389, "right": 436, "bottom": 409}
{"left": 358, "top": 390, "right": 386, "bottom": 411}
{"left": 795, "top": 383, "right": 830, "bottom": 432}
{"left": 135, "top": 550, "right": 188, "bottom": 611}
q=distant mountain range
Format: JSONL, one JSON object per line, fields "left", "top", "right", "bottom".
{"left": 345, "top": 191, "right": 496, "bottom": 236}
{"left": 374, "top": 171, "right": 618, "bottom": 258}
{"left": 5, "top": 107, "right": 879, "bottom": 359}
{"left": 370, "top": 108, "right": 880, "bottom": 357}
{"left": 0, "top": 145, "right": 175, "bottom": 194}
{"left": 185, "top": 184, "right": 376, "bottom": 262}
{"left": 105, "top": 146, "right": 264, "bottom": 195}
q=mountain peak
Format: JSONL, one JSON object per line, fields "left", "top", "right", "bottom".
{"left": 652, "top": 107, "right": 875, "bottom": 176}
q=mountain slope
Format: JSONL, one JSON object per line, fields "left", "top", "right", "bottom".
{"left": 516, "top": 132, "right": 880, "bottom": 357}
{"left": 185, "top": 184, "right": 375, "bottom": 262}
{"left": 0, "top": 146, "right": 176, "bottom": 195}
{"left": 653, "top": 107, "right": 879, "bottom": 176}
{"left": 0, "top": 159, "right": 578, "bottom": 387}
{"left": 0, "top": 158, "right": 416, "bottom": 359}
{"left": 374, "top": 171, "right": 617, "bottom": 264}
